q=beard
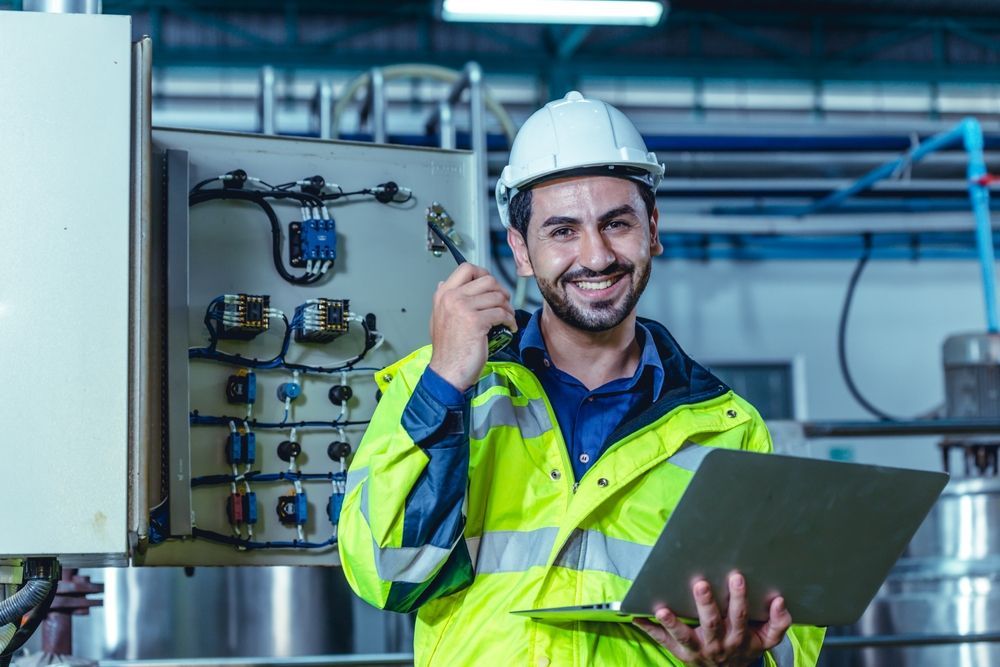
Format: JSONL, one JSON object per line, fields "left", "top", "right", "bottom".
{"left": 535, "top": 259, "right": 651, "bottom": 333}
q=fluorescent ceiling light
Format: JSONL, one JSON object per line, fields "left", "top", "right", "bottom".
{"left": 441, "top": 0, "right": 666, "bottom": 27}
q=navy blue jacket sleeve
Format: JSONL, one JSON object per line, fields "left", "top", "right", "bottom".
{"left": 401, "top": 366, "right": 469, "bottom": 448}
{"left": 384, "top": 367, "right": 473, "bottom": 611}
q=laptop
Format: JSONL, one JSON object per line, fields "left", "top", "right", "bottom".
{"left": 512, "top": 448, "right": 948, "bottom": 626}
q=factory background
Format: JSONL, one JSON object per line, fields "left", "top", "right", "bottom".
{"left": 1, "top": 0, "right": 998, "bottom": 665}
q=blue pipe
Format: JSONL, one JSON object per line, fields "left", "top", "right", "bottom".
{"left": 792, "top": 123, "right": 967, "bottom": 217}
{"left": 723, "top": 117, "right": 998, "bottom": 332}
{"left": 961, "top": 118, "right": 1000, "bottom": 333}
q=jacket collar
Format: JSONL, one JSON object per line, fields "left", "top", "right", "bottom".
{"left": 495, "top": 309, "right": 728, "bottom": 412}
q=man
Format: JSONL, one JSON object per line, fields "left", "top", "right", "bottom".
{"left": 339, "top": 91, "right": 825, "bottom": 665}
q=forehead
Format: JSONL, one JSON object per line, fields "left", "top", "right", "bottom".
{"left": 528, "top": 175, "right": 643, "bottom": 224}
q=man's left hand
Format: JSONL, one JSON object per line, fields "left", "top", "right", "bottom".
{"left": 633, "top": 572, "right": 792, "bottom": 667}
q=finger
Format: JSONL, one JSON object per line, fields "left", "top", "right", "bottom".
{"left": 653, "top": 606, "right": 701, "bottom": 658}
{"left": 466, "top": 291, "right": 515, "bottom": 314}
{"left": 724, "top": 572, "right": 748, "bottom": 651}
{"left": 633, "top": 617, "right": 690, "bottom": 660}
{"left": 692, "top": 580, "right": 724, "bottom": 658}
{"left": 440, "top": 263, "right": 488, "bottom": 289}
{"left": 459, "top": 273, "right": 509, "bottom": 299}
{"left": 478, "top": 307, "right": 518, "bottom": 334}
{"left": 756, "top": 597, "right": 793, "bottom": 650}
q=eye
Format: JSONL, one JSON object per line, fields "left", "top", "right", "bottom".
{"left": 605, "top": 219, "right": 632, "bottom": 230}
{"left": 550, "top": 227, "right": 574, "bottom": 238}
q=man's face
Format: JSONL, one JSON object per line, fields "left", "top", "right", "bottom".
{"left": 507, "top": 175, "right": 662, "bottom": 333}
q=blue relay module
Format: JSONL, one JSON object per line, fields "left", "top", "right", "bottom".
{"left": 289, "top": 215, "right": 337, "bottom": 268}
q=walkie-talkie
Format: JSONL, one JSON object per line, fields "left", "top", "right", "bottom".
{"left": 426, "top": 212, "right": 514, "bottom": 357}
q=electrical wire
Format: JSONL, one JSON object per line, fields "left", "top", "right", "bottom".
{"left": 0, "top": 563, "right": 59, "bottom": 665}
{"left": 189, "top": 188, "right": 322, "bottom": 285}
{"left": 191, "top": 470, "right": 343, "bottom": 487}
{"left": 837, "top": 234, "right": 900, "bottom": 421}
{"left": 192, "top": 527, "right": 336, "bottom": 550}
{"left": 190, "top": 412, "right": 371, "bottom": 429}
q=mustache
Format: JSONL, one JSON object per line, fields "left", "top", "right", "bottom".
{"left": 560, "top": 261, "right": 633, "bottom": 283}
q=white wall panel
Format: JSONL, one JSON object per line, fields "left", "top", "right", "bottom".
{"left": 0, "top": 12, "right": 132, "bottom": 562}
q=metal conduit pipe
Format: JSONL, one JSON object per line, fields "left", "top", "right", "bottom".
{"left": 0, "top": 578, "right": 53, "bottom": 626}
{"left": 330, "top": 64, "right": 517, "bottom": 143}
{"left": 0, "top": 625, "right": 14, "bottom": 654}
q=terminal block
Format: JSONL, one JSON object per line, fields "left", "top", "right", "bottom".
{"left": 227, "top": 492, "right": 258, "bottom": 525}
{"left": 327, "top": 494, "right": 344, "bottom": 525}
{"left": 219, "top": 294, "right": 270, "bottom": 341}
{"left": 225, "top": 370, "right": 256, "bottom": 405}
{"left": 226, "top": 430, "right": 256, "bottom": 465}
{"left": 327, "top": 471, "right": 347, "bottom": 525}
{"left": 289, "top": 216, "right": 337, "bottom": 268}
{"left": 293, "top": 299, "right": 349, "bottom": 343}
{"left": 277, "top": 493, "right": 308, "bottom": 526}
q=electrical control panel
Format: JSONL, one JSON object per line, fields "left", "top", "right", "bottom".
{"left": 140, "top": 129, "right": 482, "bottom": 566}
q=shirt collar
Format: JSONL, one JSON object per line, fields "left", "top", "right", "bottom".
{"left": 520, "top": 308, "right": 665, "bottom": 399}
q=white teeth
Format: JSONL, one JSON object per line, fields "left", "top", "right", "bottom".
{"left": 576, "top": 279, "right": 615, "bottom": 291}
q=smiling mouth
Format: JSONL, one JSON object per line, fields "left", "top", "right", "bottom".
{"left": 569, "top": 274, "right": 625, "bottom": 292}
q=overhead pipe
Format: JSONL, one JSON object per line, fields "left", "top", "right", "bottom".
{"left": 713, "top": 118, "right": 998, "bottom": 332}
{"left": 23, "top": 0, "right": 100, "bottom": 12}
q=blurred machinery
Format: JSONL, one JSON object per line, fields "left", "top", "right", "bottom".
{"left": 848, "top": 332, "right": 1000, "bottom": 667}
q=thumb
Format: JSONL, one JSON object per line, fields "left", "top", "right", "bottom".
{"left": 756, "top": 597, "right": 792, "bottom": 650}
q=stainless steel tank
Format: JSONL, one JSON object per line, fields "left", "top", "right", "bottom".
{"left": 851, "top": 477, "right": 1000, "bottom": 666}
{"left": 69, "top": 567, "right": 357, "bottom": 661}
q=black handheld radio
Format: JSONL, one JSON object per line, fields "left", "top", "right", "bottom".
{"left": 426, "top": 218, "right": 514, "bottom": 356}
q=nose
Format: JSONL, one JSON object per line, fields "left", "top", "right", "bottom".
{"left": 578, "top": 226, "right": 615, "bottom": 272}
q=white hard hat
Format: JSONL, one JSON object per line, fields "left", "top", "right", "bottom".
{"left": 496, "top": 90, "right": 664, "bottom": 229}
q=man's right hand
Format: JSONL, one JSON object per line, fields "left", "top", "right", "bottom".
{"left": 428, "top": 263, "right": 517, "bottom": 393}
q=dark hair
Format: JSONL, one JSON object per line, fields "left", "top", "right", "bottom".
{"left": 508, "top": 180, "right": 656, "bottom": 238}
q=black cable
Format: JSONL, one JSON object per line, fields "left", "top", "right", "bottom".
{"left": 0, "top": 562, "right": 59, "bottom": 663}
{"left": 284, "top": 317, "right": 378, "bottom": 373}
{"left": 838, "top": 234, "right": 899, "bottom": 421}
{"left": 320, "top": 189, "right": 373, "bottom": 201}
{"left": 258, "top": 190, "right": 324, "bottom": 208}
{"left": 190, "top": 176, "right": 220, "bottom": 192}
{"left": 189, "top": 189, "right": 321, "bottom": 285}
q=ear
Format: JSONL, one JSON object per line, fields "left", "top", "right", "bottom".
{"left": 507, "top": 227, "right": 535, "bottom": 277}
{"left": 648, "top": 205, "right": 663, "bottom": 257}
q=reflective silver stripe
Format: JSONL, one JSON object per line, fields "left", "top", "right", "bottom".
{"left": 770, "top": 635, "right": 795, "bottom": 667}
{"left": 475, "top": 373, "right": 507, "bottom": 395}
{"left": 359, "top": 476, "right": 457, "bottom": 583}
{"left": 372, "top": 539, "right": 456, "bottom": 584}
{"left": 466, "top": 535, "right": 482, "bottom": 566}
{"left": 345, "top": 466, "right": 368, "bottom": 498}
{"left": 668, "top": 441, "right": 713, "bottom": 472}
{"left": 552, "top": 529, "right": 652, "bottom": 580}
{"left": 476, "top": 373, "right": 523, "bottom": 398}
{"left": 359, "top": 474, "right": 373, "bottom": 524}
{"left": 470, "top": 393, "right": 553, "bottom": 440}
{"left": 473, "top": 528, "right": 560, "bottom": 574}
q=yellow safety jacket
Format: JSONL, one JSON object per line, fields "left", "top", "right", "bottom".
{"left": 339, "top": 317, "right": 825, "bottom": 666}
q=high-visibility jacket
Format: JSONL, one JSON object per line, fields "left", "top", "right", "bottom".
{"left": 339, "top": 317, "right": 825, "bottom": 666}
